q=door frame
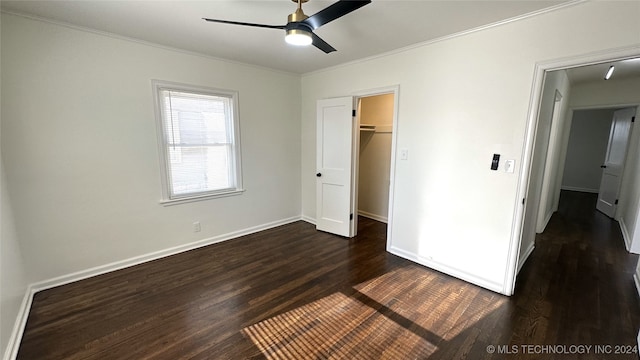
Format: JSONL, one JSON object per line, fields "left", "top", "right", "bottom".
{"left": 505, "top": 46, "right": 640, "bottom": 295}
{"left": 351, "top": 85, "right": 400, "bottom": 243}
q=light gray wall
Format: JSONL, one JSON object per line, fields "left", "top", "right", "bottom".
{"left": 534, "top": 71, "right": 572, "bottom": 233}
{"left": 561, "top": 109, "right": 615, "bottom": 193}
{"left": 1, "top": 13, "right": 302, "bottom": 284}
{"left": 621, "top": 106, "right": 640, "bottom": 253}
{"left": 301, "top": 1, "right": 640, "bottom": 293}
{"left": 521, "top": 70, "right": 570, "bottom": 269}
{"left": 0, "top": 161, "right": 29, "bottom": 360}
{"left": 571, "top": 76, "right": 640, "bottom": 108}
{"left": 1, "top": 12, "right": 30, "bottom": 355}
{"left": 0, "top": 16, "right": 30, "bottom": 355}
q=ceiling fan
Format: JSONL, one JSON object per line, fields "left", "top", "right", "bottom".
{"left": 203, "top": 0, "right": 371, "bottom": 53}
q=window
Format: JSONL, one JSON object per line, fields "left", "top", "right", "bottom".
{"left": 153, "top": 80, "right": 243, "bottom": 204}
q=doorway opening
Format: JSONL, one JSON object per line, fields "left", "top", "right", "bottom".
{"left": 356, "top": 94, "right": 395, "bottom": 224}
{"left": 562, "top": 107, "right": 637, "bottom": 218}
{"left": 506, "top": 48, "right": 640, "bottom": 295}
{"left": 352, "top": 87, "right": 399, "bottom": 241}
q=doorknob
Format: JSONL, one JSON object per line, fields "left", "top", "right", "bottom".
{"left": 600, "top": 165, "right": 607, "bottom": 168}
{"left": 316, "top": 173, "right": 322, "bottom": 177}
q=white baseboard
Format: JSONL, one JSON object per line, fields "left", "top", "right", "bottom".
{"left": 536, "top": 211, "right": 553, "bottom": 234}
{"left": 387, "top": 246, "right": 504, "bottom": 295}
{"left": 3, "top": 216, "right": 302, "bottom": 360}
{"left": 3, "top": 286, "right": 35, "bottom": 360}
{"left": 517, "top": 243, "right": 535, "bottom": 274}
{"left": 560, "top": 186, "right": 599, "bottom": 193}
{"left": 303, "top": 212, "right": 389, "bottom": 225}
{"left": 30, "top": 216, "right": 301, "bottom": 292}
{"left": 619, "top": 218, "right": 633, "bottom": 253}
{"left": 301, "top": 215, "right": 316, "bottom": 225}
{"left": 358, "top": 210, "right": 388, "bottom": 223}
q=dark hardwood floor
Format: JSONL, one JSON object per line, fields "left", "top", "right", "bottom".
{"left": 17, "top": 191, "right": 640, "bottom": 359}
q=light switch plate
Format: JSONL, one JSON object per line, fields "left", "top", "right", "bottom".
{"left": 400, "top": 148, "right": 409, "bottom": 160}
{"left": 505, "top": 159, "right": 515, "bottom": 173}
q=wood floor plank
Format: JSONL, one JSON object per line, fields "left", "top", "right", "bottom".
{"left": 17, "top": 191, "right": 640, "bottom": 359}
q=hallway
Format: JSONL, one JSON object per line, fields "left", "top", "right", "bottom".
{"left": 512, "top": 190, "right": 640, "bottom": 350}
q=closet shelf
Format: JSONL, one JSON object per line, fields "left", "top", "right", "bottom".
{"left": 359, "top": 124, "right": 393, "bottom": 133}
{"left": 359, "top": 124, "right": 376, "bottom": 132}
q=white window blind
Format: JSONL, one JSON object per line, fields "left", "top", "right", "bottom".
{"left": 153, "top": 81, "right": 243, "bottom": 203}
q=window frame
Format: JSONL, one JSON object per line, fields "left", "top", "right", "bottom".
{"left": 152, "top": 80, "right": 244, "bottom": 205}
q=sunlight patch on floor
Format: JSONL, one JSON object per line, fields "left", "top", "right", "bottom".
{"left": 354, "top": 266, "right": 507, "bottom": 341}
{"left": 242, "top": 265, "right": 507, "bottom": 359}
{"left": 243, "top": 292, "right": 437, "bottom": 359}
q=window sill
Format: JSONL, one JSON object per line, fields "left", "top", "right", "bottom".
{"left": 160, "top": 189, "right": 245, "bottom": 206}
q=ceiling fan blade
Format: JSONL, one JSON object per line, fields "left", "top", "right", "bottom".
{"left": 303, "top": 0, "right": 371, "bottom": 30}
{"left": 311, "top": 32, "right": 336, "bottom": 54}
{"left": 203, "top": 18, "right": 285, "bottom": 30}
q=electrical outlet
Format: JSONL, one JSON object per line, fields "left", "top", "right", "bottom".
{"left": 193, "top": 221, "right": 201, "bottom": 232}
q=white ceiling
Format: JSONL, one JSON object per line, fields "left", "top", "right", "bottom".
{"left": 1, "top": 0, "right": 573, "bottom": 74}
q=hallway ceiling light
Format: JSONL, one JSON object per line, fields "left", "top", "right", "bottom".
{"left": 604, "top": 65, "right": 615, "bottom": 80}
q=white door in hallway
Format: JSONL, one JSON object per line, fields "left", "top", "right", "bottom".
{"left": 596, "top": 107, "right": 636, "bottom": 217}
{"left": 316, "top": 97, "right": 355, "bottom": 237}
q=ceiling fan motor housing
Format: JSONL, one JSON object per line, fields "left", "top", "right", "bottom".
{"left": 288, "top": 7, "right": 308, "bottom": 23}
{"left": 286, "top": 7, "right": 312, "bottom": 37}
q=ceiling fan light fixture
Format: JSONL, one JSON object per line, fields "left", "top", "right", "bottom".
{"left": 285, "top": 29, "right": 312, "bottom": 46}
{"left": 604, "top": 65, "right": 615, "bottom": 80}
{"left": 204, "top": 0, "right": 370, "bottom": 53}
